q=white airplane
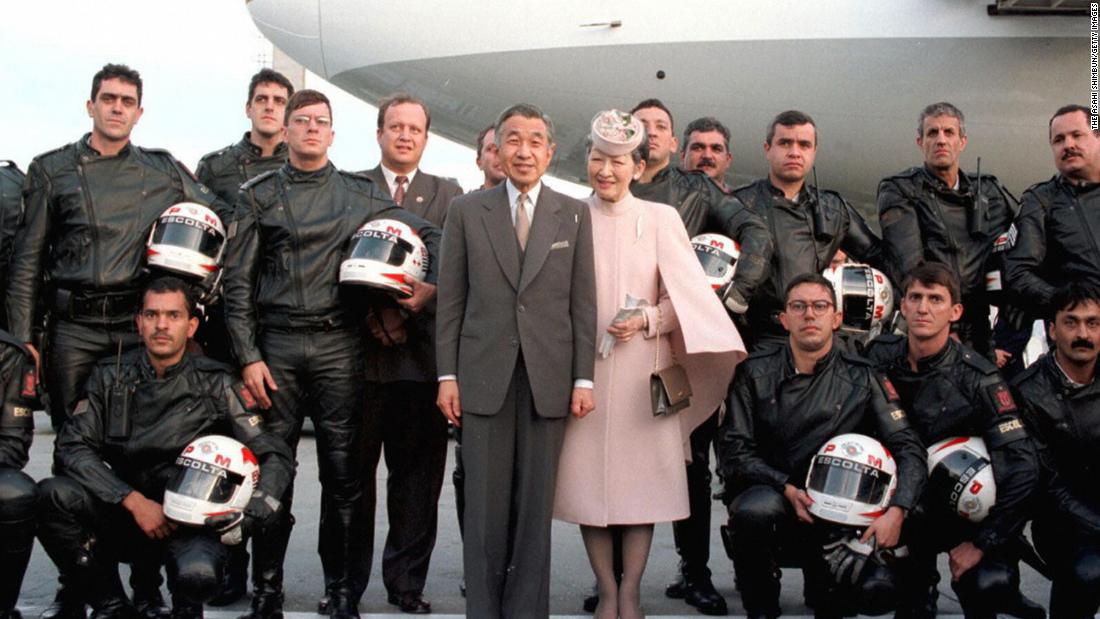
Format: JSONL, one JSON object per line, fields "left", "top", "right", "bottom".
{"left": 246, "top": 0, "right": 1087, "bottom": 209}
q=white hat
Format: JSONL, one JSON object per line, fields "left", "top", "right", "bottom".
{"left": 590, "top": 109, "right": 644, "bottom": 156}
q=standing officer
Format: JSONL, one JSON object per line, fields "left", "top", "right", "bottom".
{"left": 1006, "top": 104, "right": 1100, "bottom": 316}
{"left": 863, "top": 263, "right": 1041, "bottom": 619}
{"left": 681, "top": 117, "right": 734, "bottom": 192}
{"left": 195, "top": 66, "right": 294, "bottom": 606}
{"left": 0, "top": 329, "right": 39, "bottom": 619}
{"left": 718, "top": 273, "right": 926, "bottom": 619}
{"left": 355, "top": 93, "right": 462, "bottom": 614}
{"left": 1013, "top": 282, "right": 1100, "bottom": 619}
{"left": 223, "top": 89, "right": 441, "bottom": 619}
{"left": 733, "top": 110, "right": 888, "bottom": 352}
{"left": 34, "top": 277, "right": 294, "bottom": 619}
{"left": 0, "top": 160, "right": 25, "bottom": 330}
{"left": 877, "top": 102, "right": 1018, "bottom": 355}
{"left": 5, "top": 63, "right": 223, "bottom": 430}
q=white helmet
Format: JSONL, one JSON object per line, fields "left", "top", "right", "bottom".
{"left": 339, "top": 218, "right": 429, "bottom": 298}
{"left": 927, "top": 436, "right": 997, "bottom": 523}
{"left": 691, "top": 233, "right": 740, "bottom": 293}
{"left": 146, "top": 203, "right": 226, "bottom": 281}
{"left": 822, "top": 263, "right": 894, "bottom": 334}
{"left": 163, "top": 435, "right": 259, "bottom": 526}
{"left": 806, "top": 433, "right": 898, "bottom": 527}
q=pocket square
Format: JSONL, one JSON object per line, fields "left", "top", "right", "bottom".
{"left": 550, "top": 240, "right": 570, "bottom": 250}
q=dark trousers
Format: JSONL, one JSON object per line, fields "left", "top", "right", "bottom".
{"left": 671, "top": 409, "right": 720, "bottom": 581}
{"left": 0, "top": 468, "right": 38, "bottom": 612}
{"left": 257, "top": 328, "right": 365, "bottom": 599}
{"left": 453, "top": 424, "right": 465, "bottom": 539}
{"left": 43, "top": 319, "right": 140, "bottom": 429}
{"left": 36, "top": 477, "right": 226, "bottom": 613}
{"left": 1034, "top": 516, "right": 1100, "bottom": 619}
{"left": 359, "top": 380, "right": 449, "bottom": 596}
{"left": 462, "top": 358, "right": 566, "bottom": 619}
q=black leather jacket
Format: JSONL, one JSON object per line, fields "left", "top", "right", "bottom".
{"left": 632, "top": 165, "right": 772, "bottom": 302}
{"left": 718, "top": 342, "right": 927, "bottom": 511}
{"left": 864, "top": 335, "right": 1038, "bottom": 551}
{"left": 732, "top": 179, "right": 887, "bottom": 341}
{"left": 196, "top": 133, "right": 288, "bottom": 206}
{"left": 223, "top": 162, "right": 442, "bottom": 366}
{"left": 1013, "top": 353, "right": 1100, "bottom": 537}
{"left": 0, "top": 161, "right": 25, "bottom": 313}
{"left": 55, "top": 348, "right": 294, "bottom": 505}
{"left": 1004, "top": 175, "right": 1100, "bottom": 312}
{"left": 877, "top": 166, "right": 1017, "bottom": 298}
{"left": 0, "top": 331, "right": 36, "bottom": 470}
{"left": 4, "top": 136, "right": 224, "bottom": 342}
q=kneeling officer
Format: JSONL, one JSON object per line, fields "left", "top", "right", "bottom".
{"left": 36, "top": 277, "right": 294, "bottom": 619}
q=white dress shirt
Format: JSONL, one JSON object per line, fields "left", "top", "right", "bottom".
{"left": 380, "top": 165, "right": 418, "bottom": 198}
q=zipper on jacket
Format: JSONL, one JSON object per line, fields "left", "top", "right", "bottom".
{"left": 74, "top": 159, "right": 101, "bottom": 289}
{"left": 276, "top": 179, "right": 306, "bottom": 309}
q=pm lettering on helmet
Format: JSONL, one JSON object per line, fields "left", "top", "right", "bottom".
{"left": 386, "top": 225, "right": 403, "bottom": 236}
{"left": 215, "top": 453, "right": 232, "bottom": 468}
{"left": 710, "top": 239, "right": 725, "bottom": 249}
{"left": 867, "top": 455, "right": 883, "bottom": 469}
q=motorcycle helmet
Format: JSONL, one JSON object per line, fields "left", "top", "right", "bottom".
{"left": 146, "top": 203, "right": 226, "bottom": 280}
{"left": 806, "top": 433, "right": 898, "bottom": 527}
{"left": 691, "top": 233, "right": 740, "bottom": 293}
{"left": 163, "top": 435, "right": 259, "bottom": 526}
{"left": 339, "top": 218, "right": 429, "bottom": 298}
{"left": 927, "top": 436, "right": 996, "bottom": 523}
{"left": 822, "top": 263, "right": 894, "bottom": 334}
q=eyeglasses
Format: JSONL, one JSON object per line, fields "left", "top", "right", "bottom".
{"left": 786, "top": 300, "right": 834, "bottom": 315}
{"left": 289, "top": 115, "right": 332, "bottom": 128}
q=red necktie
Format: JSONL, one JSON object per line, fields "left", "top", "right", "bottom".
{"left": 393, "top": 175, "right": 408, "bottom": 206}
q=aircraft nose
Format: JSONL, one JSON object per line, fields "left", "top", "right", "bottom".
{"left": 246, "top": 0, "right": 327, "bottom": 77}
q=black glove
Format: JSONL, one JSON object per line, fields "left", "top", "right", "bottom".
{"left": 821, "top": 535, "right": 873, "bottom": 591}
{"left": 204, "top": 490, "right": 282, "bottom": 545}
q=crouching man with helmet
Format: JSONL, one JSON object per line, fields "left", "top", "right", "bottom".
{"left": 35, "top": 277, "right": 294, "bottom": 619}
{"left": 716, "top": 273, "right": 927, "bottom": 619}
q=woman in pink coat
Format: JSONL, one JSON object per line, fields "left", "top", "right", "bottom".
{"left": 553, "top": 110, "right": 745, "bottom": 619}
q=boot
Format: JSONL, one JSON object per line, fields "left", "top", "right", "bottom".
{"left": 237, "top": 514, "right": 292, "bottom": 619}
{"left": 131, "top": 591, "right": 169, "bottom": 619}
{"left": 208, "top": 545, "right": 248, "bottom": 607}
{"left": 327, "top": 590, "right": 359, "bottom": 619}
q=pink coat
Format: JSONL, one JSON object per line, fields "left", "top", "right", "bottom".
{"left": 553, "top": 194, "right": 746, "bottom": 526}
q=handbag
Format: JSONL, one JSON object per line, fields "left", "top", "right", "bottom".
{"left": 649, "top": 305, "right": 692, "bottom": 416}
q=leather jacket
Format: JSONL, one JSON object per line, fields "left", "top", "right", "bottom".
{"left": 223, "top": 162, "right": 442, "bottom": 366}
{"left": 5, "top": 135, "right": 225, "bottom": 342}
{"left": 732, "top": 179, "right": 887, "bottom": 342}
{"left": 1004, "top": 175, "right": 1100, "bottom": 312}
{"left": 718, "top": 341, "right": 927, "bottom": 511}
{"left": 864, "top": 335, "right": 1038, "bottom": 551}
{"left": 55, "top": 348, "right": 294, "bottom": 505}
{"left": 632, "top": 165, "right": 773, "bottom": 302}
{"left": 1013, "top": 353, "right": 1100, "bottom": 537}
{"left": 196, "top": 133, "right": 288, "bottom": 207}
{"left": 877, "top": 166, "right": 1017, "bottom": 298}
{"left": 0, "top": 161, "right": 25, "bottom": 319}
{"left": 0, "top": 331, "right": 36, "bottom": 470}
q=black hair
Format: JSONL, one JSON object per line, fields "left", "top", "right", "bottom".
{"left": 143, "top": 276, "right": 199, "bottom": 318}
{"left": 248, "top": 68, "right": 294, "bottom": 103}
{"left": 91, "top": 63, "right": 143, "bottom": 104}
{"left": 767, "top": 110, "right": 817, "bottom": 145}
{"left": 901, "top": 261, "right": 961, "bottom": 305}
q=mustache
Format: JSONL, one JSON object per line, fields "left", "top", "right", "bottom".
{"left": 1071, "top": 338, "right": 1095, "bottom": 349}
{"left": 698, "top": 158, "right": 716, "bottom": 167}
{"left": 1063, "top": 149, "right": 1083, "bottom": 160}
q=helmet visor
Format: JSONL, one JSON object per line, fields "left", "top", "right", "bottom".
{"left": 928, "top": 449, "right": 990, "bottom": 511}
{"left": 693, "top": 246, "right": 735, "bottom": 280}
{"left": 167, "top": 456, "right": 245, "bottom": 504}
{"left": 807, "top": 455, "right": 894, "bottom": 505}
{"left": 838, "top": 267, "right": 874, "bottom": 331}
{"left": 152, "top": 221, "right": 224, "bottom": 259}
{"left": 348, "top": 232, "right": 412, "bottom": 267}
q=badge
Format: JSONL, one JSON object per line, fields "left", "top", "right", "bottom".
{"left": 238, "top": 384, "right": 258, "bottom": 410}
{"left": 879, "top": 375, "right": 900, "bottom": 402}
{"left": 989, "top": 384, "right": 1017, "bottom": 414}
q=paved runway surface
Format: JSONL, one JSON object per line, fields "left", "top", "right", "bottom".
{"left": 17, "top": 413, "right": 1052, "bottom": 618}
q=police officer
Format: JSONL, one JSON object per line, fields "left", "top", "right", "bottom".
{"left": 34, "top": 277, "right": 294, "bottom": 619}
{"left": 5, "top": 63, "right": 224, "bottom": 430}
{"left": 681, "top": 117, "right": 734, "bottom": 192}
{"left": 627, "top": 99, "right": 772, "bottom": 615}
{"left": 733, "top": 110, "right": 888, "bottom": 351}
{"left": 717, "top": 273, "right": 926, "bottom": 619}
{"left": 0, "top": 329, "right": 39, "bottom": 619}
{"left": 1013, "top": 282, "right": 1100, "bottom": 619}
{"left": 1006, "top": 104, "right": 1100, "bottom": 316}
{"left": 0, "top": 160, "right": 25, "bottom": 330}
{"left": 222, "top": 89, "right": 441, "bottom": 619}
{"left": 194, "top": 67, "right": 294, "bottom": 606}
{"left": 863, "top": 262, "right": 1041, "bottom": 619}
{"left": 631, "top": 98, "right": 772, "bottom": 315}
{"left": 877, "top": 102, "right": 1018, "bottom": 355}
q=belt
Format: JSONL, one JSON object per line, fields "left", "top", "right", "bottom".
{"left": 260, "top": 314, "right": 352, "bottom": 333}
{"left": 53, "top": 288, "right": 140, "bottom": 323}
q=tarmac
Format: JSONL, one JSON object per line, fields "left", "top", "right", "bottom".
{"left": 16, "top": 412, "right": 1053, "bottom": 618}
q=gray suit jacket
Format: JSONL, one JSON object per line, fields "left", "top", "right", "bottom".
{"left": 436, "top": 182, "right": 596, "bottom": 417}
{"left": 360, "top": 166, "right": 463, "bottom": 383}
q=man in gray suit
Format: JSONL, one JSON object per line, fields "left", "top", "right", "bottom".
{"left": 352, "top": 93, "right": 463, "bottom": 614}
{"left": 436, "top": 103, "right": 597, "bottom": 619}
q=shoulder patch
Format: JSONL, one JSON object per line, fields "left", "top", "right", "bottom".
{"left": 987, "top": 383, "right": 1018, "bottom": 415}
{"left": 241, "top": 169, "right": 278, "bottom": 191}
{"left": 234, "top": 381, "right": 258, "bottom": 411}
{"left": 876, "top": 373, "right": 901, "bottom": 402}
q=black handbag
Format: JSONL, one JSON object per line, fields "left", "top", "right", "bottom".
{"left": 649, "top": 305, "right": 692, "bottom": 416}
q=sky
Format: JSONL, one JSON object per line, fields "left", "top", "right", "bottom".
{"left": 0, "top": 1, "right": 586, "bottom": 196}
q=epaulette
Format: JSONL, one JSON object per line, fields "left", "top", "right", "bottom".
{"left": 958, "top": 346, "right": 999, "bottom": 376}
{"left": 745, "top": 345, "right": 782, "bottom": 361}
{"left": 190, "top": 354, "right": 234, "bottom": 375}
{"left": 241, "top": 169, "right": 279, "bottom": 191}
{"left": 838, "top": 348, "right": 874, "bottom": 367}
{"left": 1009, "top": 356, "right": 1044, "bottom": 388}
{"left": 730, "top": 179, "right": 760, "bottom": 196}
{"left": 883, "top": 166, "right": 924, "bottom": 182}
{"left": 33, "top": 142, "right": 76, "bottom": 166}
{"left": 861, "top": 334, "right": 904, "bottom": 360}
{"left": 198, "top": 144, "right": 235, "bottom": 167}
